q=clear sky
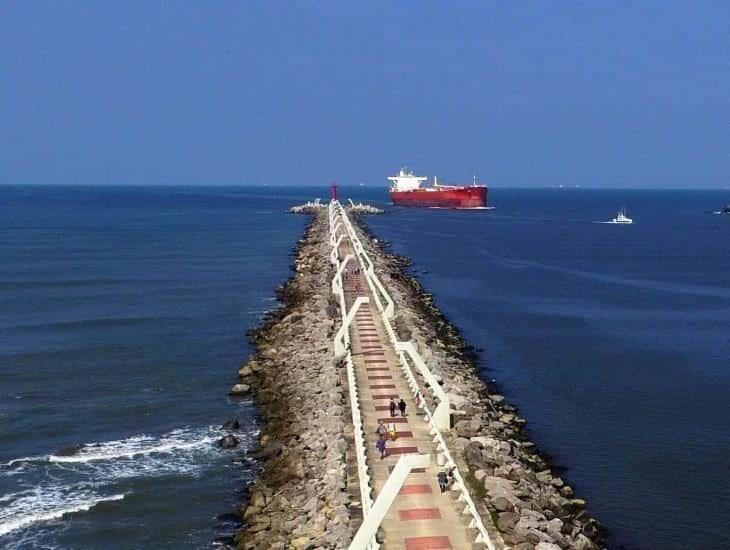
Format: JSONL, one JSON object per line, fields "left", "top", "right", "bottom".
{"left": 1, "top": 2, "right": 728, "bottom": 188}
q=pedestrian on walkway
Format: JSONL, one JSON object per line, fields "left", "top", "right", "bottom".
{"left": 376, "top": 435, "right": 387, "bottom": 459}
{"left": 437, "top": 471, "right": 448, "bottom": 493}
{"left": 376, "top": 421, "right": 387, "bottom": 438}
{"left": 389, "top": 398, "right": 396, "bottom": 417}
{"left": 387, "top": 421, "right": 397, "bottom": 441}
{"left": 398, "top": 397, "right": 407, "bottom": 417}
{"left": 415, "top": 391, "right": 422, "bottom": 408}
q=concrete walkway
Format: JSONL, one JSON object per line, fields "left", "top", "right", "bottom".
{"left": 339, "top": 239, "right": 479, "bottom": 550}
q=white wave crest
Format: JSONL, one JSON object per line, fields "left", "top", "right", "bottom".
{"left": 0, "top": 485, "right": 126, "bottom": 537}
{"left": 50, "top": 428, "right": 219, "bottom": 463}
{"left": 3, "top": 426, "right": 224, "bottom": 468}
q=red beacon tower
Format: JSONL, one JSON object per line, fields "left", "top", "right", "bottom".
{"left": 330, "top": 182, "right": 338, "bottom": 202}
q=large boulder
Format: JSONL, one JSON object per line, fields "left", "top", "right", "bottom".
{"left": 218, "top": 435, "right": 239, "bottom": 449}
{"left": 455, "top": 418, "right": 482, "bottom": 438}
{"left": 492, "top": 496, "right": 514, "bottom": 512}
{"left": 497, "top": 511, "right": 519, "bottom": 531}
{"left": 222, "top": 418, "right": 240, "bottom": 430}
{"left": 445, "top": 392, "right": 468, "bottom": 409}
{"left": 252, "top": 441, "right": 284, "bottom": 460}
{"left": 229, "top": 383, "right": 250, "bottom": 396}
{"left": 483, "top": 476, "right": 516, "bottom": 500}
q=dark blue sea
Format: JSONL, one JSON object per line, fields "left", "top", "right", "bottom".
{"left": 1, "top": 186, "right": 729, "bottom": 549}
{"left": 0, "top": 186, "right": 310, "bottom": 548}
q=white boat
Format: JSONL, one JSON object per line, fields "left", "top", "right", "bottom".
{"left": 605, "top": 209, "right": 633, "bottom": 224}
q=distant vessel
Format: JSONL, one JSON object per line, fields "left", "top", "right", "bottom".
{"left": 723, "top": 204, "right": 730, "bottom": 214}
{"left": 605, "top": 209, "right": 633, "bottom": 224}
{"left": 388, "top": 168, "right": 487, "bottom": 208}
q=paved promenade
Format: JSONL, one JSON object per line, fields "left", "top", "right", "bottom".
{"left": 339, "top": 239, "right": 479, "bottom": 550}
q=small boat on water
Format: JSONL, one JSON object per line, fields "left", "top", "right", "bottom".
{"left": 722, "top": 205, "right": 730, "bottom": 214}
{"left": 604, "top": 209, "right": 633, "bottom": 224}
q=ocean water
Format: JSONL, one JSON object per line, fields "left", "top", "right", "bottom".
{"left": 0, "top": 186, "right": 312, "bottom": 548}
{"left": 2, "top": 186, "right": 729, "bottom": 549}
{"left": 363, "top": 188, "right": 730, "bottom": 550}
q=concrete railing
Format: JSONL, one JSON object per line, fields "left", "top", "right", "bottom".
{"left": 334, "top": 202, "right": 447, "bottom": 420}
{"left": 335, "top": 203, "right": 395, "bottom": 320}
{"left": 395, "top": 341, "right": 451, "bottom": 430}
{"left": 331, "top": 200, "right": 496, "bottom": 550}
{"left": 329, "top": 203, "right": 378, "bottom": 550}
{"left": 349, "top": 453, "right": 430, "bottom": 550}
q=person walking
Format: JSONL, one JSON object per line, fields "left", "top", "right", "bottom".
{"left": 387, "top": 421, "right": 397, "bottom": 441}
{"left": 376, "top": 421, "right": 387, "bottom": 438}
{"left": 389, "top": 398, "right": 397, "bottom": 417}
{"left": 437, "top": 471, "right": 448, "bottom": 493}
{"left": 376, "top": 435, "right": 387, "bottom": 459}
{"left": 398, "top": 397, "right": 407, "bottom": 417}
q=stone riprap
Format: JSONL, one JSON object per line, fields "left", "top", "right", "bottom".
{"left": 234, "top": 206, "right": 605, "bottom": 550}
{"left": 351, "top": 214, "right": 606, "bottom": 550}
{"left": 233, "top": 214, "right": 352, "bottom": 549}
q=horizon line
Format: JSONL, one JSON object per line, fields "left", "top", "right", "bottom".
{"left": 1, "top": 182, "right": 729, "bottom": 191}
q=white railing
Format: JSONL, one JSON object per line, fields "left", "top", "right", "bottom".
{"left": 348, "top": 453, "right": 430, "bottom": 549}
{"left": 395, "top": 341, "right": 450, "bottom": 430}
{"left": 329, "top": 202, "right": 378, "bottom": 549}
{"left": 332, "top": 200, "right": 496, "bottom": 550}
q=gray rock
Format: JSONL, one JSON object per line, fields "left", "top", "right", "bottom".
{"left": 229, "top": 383, "right": 250, "bottom": 395}
{"left": 222, "top": 418, "right": 240, "bottom": 430}
{"left": 455, "top": 418, "right": 482, "bottom": 438}
{"left": 574, "top": 533, "right": 595, "bottom": 550}
{"left": 545, "top": 518, "right": 563, "bottom": 537}
{"left": 492, "top": 496, "right": 514, "bottom": 512}
{"left": 253, "top": 441, "right": 284, "bottom": 459}
{"left": 536, "top": 470, "right": 552, "bottom": 483}
{"left": 218, "top": 434, "right": 239, "bottom": 449}
{"left": 497, "top": 511, "right": 519, "bottom": 531}
{"left": 474, "top": 469, "right": 488, "bottom": 482}
{"left": 238, "top": 365, "right": 253, "bottom": 377}
{"left": 464, "top": 441, "right": 484, "bottom": 467}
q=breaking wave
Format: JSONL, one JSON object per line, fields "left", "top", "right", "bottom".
{"left": 0, "top": 486, "right": 126, "bottom": 537}
{"left": 4, "top": 426, "right": 223, "bottom": 468}
{"left": 0, "top": 425, "right": 248, "bottom": 539}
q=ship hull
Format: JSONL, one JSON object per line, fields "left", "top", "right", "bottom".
{"left": 390, "top": 186, "right": 487, "bottom": 208}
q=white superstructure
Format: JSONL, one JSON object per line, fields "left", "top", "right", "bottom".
{"left": 607, "top": 209, "right": 633, "bottom": 224}
{"left": 387, "top": 168, "right": 427, "bottom": 192}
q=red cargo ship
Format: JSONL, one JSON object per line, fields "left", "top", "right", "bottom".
{"left": 388, "top": 168, "right": 487, "bottom": 208}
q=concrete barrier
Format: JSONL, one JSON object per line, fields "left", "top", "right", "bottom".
{"left": 348, "top": 454, "right": 430, "bottom": 550}
{"left": 330, "top": 240, "right": 378, "bottom": 546}
{"left": 331, "top": 200, "right": 496, "bottom": 550}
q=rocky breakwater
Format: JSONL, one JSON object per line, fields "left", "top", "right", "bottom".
{"left": 232, "top": 211, "right": 352, "bottom": 549}
{"left": 351, "top": 215, "right": 606, "bottom": 550}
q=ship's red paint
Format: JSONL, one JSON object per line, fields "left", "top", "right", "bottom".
{"left": 390, "top": 186, "right": 487, "bottom": 208}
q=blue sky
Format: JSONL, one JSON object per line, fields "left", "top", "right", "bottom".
{"left": 1, "top": 2, "right": 728, "bottom": 188}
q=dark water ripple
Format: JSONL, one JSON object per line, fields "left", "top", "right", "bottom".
{"left": 2, "top": 185, "right": 729, "bottom": 549}
{"left": 365, "top": 188, "right": 730, "bottom": 550}
{"left": 0, "top": 185, "right": 312, "bottom": 548}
